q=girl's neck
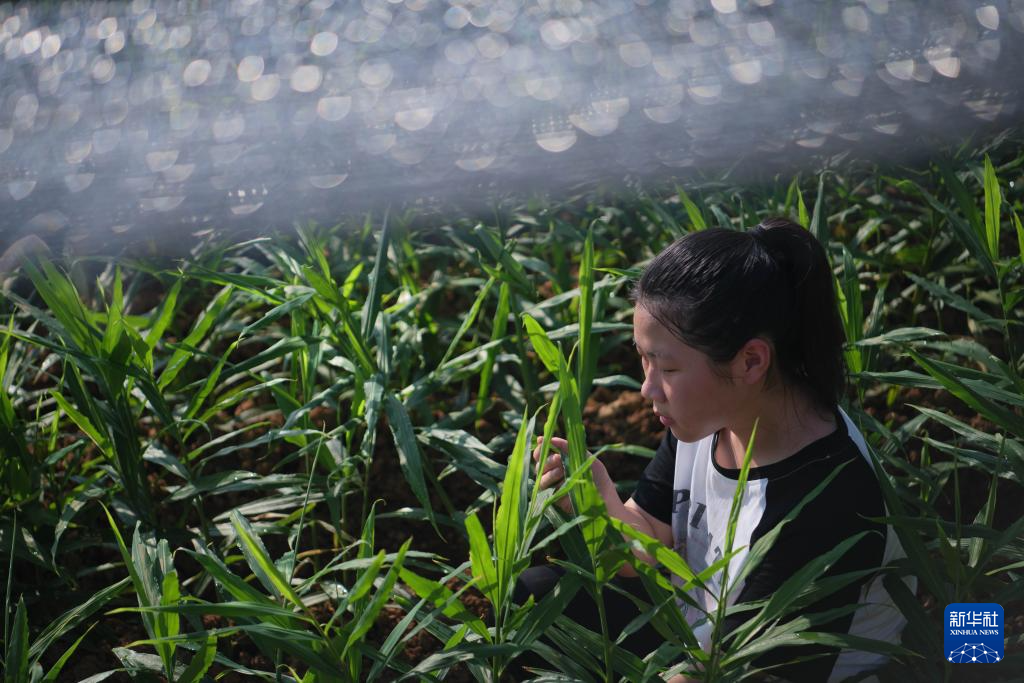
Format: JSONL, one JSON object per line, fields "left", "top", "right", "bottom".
{"left": 714, "top": 387, "right": 837, "bottom": 470}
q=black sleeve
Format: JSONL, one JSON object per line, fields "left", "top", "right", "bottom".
{"left": 722, "top": 454, "right": 887, "bottom": 682}
{"left": 629, "top": 430, "right": 677, "bottom": 525}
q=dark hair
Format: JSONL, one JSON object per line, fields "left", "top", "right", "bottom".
{"left": 632, "top": 217, "right": 846, "bottom": 408}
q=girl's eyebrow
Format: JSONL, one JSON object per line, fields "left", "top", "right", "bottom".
{"left": 632, "top": 339, "right": 661, "bottom": 358}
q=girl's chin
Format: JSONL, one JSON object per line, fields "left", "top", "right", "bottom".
{"left": 667, "top": 423, "right": 709, "bottom": 444}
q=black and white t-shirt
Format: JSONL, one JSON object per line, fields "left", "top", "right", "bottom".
{"left": 632, "top": 407, "right": 907, "bottom": 682}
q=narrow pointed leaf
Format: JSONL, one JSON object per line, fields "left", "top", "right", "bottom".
{"left": 229, "top": 511, "right": 306, "bottom": 611}
{"left": 983, "top": 155, "right": 1001, "bottom": 260}
{"left": 383, "top": 394, "right": 434, "bottom": 525}
{"left": 465, "top": 512, "right": 498, "bottom": 610}
{"left": 522, "top": 315, "right": 560, "bottom": 374}
{"left": 4, "top": 597, "right": 29, "bottom": 683}
{"left": 494, "top": 408, "right": 533, "bottom": 609}
{"left": 40, "top": 624, "right": 95, "bottom": 683}
{"left": 175, "top": 634, "right": 217, "bottom": 683}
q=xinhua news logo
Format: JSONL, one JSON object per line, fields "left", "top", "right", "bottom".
{"left": 944, "top": 603, "right": 1003, "bottom": 663}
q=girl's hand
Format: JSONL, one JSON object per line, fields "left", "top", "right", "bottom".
{"left": 533, "top": 436, "right": 569, "bottom": 488}
{"left": 532, "top": 436, "right": 612, "bottom": 513}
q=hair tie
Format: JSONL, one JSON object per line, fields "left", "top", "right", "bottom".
{"left": 749, "top": 224, "right": 771, "bottom": 250}
{"left": 750, "top": 224, "right": 796, "bottom": 282}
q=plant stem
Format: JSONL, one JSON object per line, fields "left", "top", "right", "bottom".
{"left": 595, "top": 582, "right": 614, "bottom": 682}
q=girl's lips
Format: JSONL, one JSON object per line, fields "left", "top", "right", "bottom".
{"left": 658, "top": 414, "right": 674, "bottom": 426}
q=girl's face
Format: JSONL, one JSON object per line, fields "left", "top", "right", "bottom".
{"left": 633, "top": 305, "right": 738, "bottom": 443}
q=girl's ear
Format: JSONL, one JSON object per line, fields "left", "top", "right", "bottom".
{"left": 734, "top": 337, "right": 773, "bottom": 385}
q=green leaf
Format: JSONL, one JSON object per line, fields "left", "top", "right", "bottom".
{"left": 114, "top": 646, "right": 186, "bottom": 679}
{"left": 577, "top": 225, "right": 597, "bottom": 402}
{"left": 554, "top": 351, "right": 608, "bottom": 577}
{"left": 240, "top": 290, "right": 314, "bottom": 338}
{"left": 722, "top": 420, "right": 757, "bottom": 573}
{"left": 644, "top": 197, "right": 685, "bottom": 238}
{"left": 222, "top": 623, "right": 341, "bottom": 676}
{"left": 383, "top": 394, "right": 435, "bottom": 528}
{"left": 904, "top": 273, "right": 999, "bottom": 328}
{"left": 144, "top": 278, "right": 181, "bottom": 357}
{"left": 398, "top": 569, "right": 487, "bottom": 636}
{"left": 186, "top": 267, "right": 283, "bottom": 301}
{"left": 476, "top": 280, "right": 510, "bottom": 415}
{"left": 333, "top": 551, "right": 386, "bottom": 622}
{"left": 723, "top": 603, "right": 908, "bottom": 666}
{"left": 472, "top": 225, "right": 533, "bottom": 295}
{"left": 175, "top": 634, "right": 217, "bottom": 683}
{"left": 511, "top": 572, "right": 583, "bottom": 647}
{"left": 101, "top": 267, "right": 125, "bottom": 357}
{"left": 183, "top": 341, "right": 239, "bottom": 427}
{"left": 784, "top": 629, "right": 912, "bottom": 659}
{"left": 751, "top": 532, "right": 871, "bottom": 632}
{"left": 116, "top": 601, "right": 311, "bottom": 622}
{"left": 100, "top": 506, "right": 146, "bottom": 604}
{"left": 874, "top": 469, "right": 950, "bottom": 605}
{"left": 494, "top": 408, "right": 534, "bottom": 614}
{"left": 913, "top": 178, "right": 996, "bottom": 277}
{"left": 185, "top": 551, "right": 298, "bottom": 629}
{"left": 4, "top": 597, "right": 29, "bottom": 683}
{"left": 882, "top": 572, "right": 938, "bottom": 659}
{"left": 341, "top": 539, "right": 410, "bottom": 661}
{"left": 549, "top": 616, "right": 647, "bottom": 679}
{"left": 40, "top": 623, "right": 95, "bottom": 683}
{"left": 303, "top": 264, "right": 376, "bottom": 374}
{"left": 704, "top": 419, "right": 757, "bottom": 677}
{"left": 838, "top": 248, "right": 863, "bottom": 374}
{"left": 522, "top": 315, "right": 560, "bottom": 374}
{"left": 968, "top": 471, "right": 999, "bottom": 570}
{"left": 229, "top": 511, "right": 306, "bottom": 611}
{"left": 968, "top": 512, "right": 1024, "bottom": 584}
{"left": 159, "top": 285, "right": 233, "bottom": 390}
{"left": 155, "top": 571, "right": 181, "bottom": 677}
{"left": 810, "top": 172, "right": 827, "bottom": 244}
{"left": 397, "top": 643, "right": 523, "bottom": 679}
{"left": 608, "top": 517, "right": 697, "bottom": 585}
{"left": 465, "top": 512, "right": 498, "bottom": 614}
{"left": 29, "top": 578, "right": 130, "bottom": 661}
{"left": 21, "top": 258, "right": 96, "bottom": 355}
{"left": 732, "top": 462, "right": 850, "bottom": 596}
{"left": 361, "top": 209, "right": 390, "bottom": 340}
{"left": 1014, "top": 211, "right": 1024, "bottom": 267}
{"left": 938, "top": 162, "right": 984, "bottom": 248}
{"left": 439, "top": 277, "right": 495, "bottom": 367}
{"left": 50, "top": 391, "right": 109, "bottom": 454}
{"left": 905, "top": 347, "right": 1024, "bottom": 436}
{"left": 983, "top": 155, "right": 1001, "bottom": 260}
{"left": 678, "top": 189, "right": 706, "bottom": 230}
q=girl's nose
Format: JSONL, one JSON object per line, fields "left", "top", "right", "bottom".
{"left": 640, "top": 372, "right": 665, "bottom": 402}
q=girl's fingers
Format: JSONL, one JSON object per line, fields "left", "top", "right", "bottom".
{"left": 538, "top": 462, "right": 565, "bottom": 489}
{"left": 532, "top": 449, "right": 564, "bottom": 489}
{"left": 533, "top": 451, "right": 561, "bottom": 473}
{"left": 532, "top": 436, "right": 569, "bottom": 461}
{"left": 541, "top": 452, "right": 561, "bottom": 472}
{"left": 532, "top": 437, "right": 568, "bottom": 491}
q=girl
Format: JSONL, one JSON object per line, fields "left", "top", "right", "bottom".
{"left": 523, "top": 218, "right": 906, "bottom": 682}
